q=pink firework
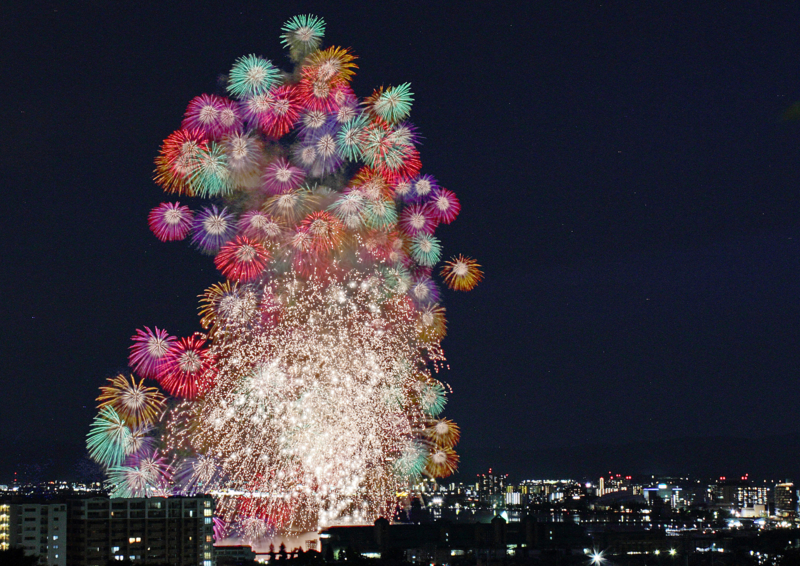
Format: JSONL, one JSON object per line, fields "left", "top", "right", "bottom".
{"left": 263, "top": 157, "right": 306, "bottom": 195}
{"left": 159, "top": 335, "right": 211, "bottom": 399}
{"left": 216, "top": 98, "right": 243, "bottom": 136}
{"left": 430, "top": 188, "right": 460, "bottom": 224}
{"left": 214, "top": 236, "right": 272, "bottom": 282}
{"left": 129, "top": 327, "right": 176, "bottom": 380}
{"left": 238, "top": 211, "right": 283, "bottom": 243}
{"left": 181, "top": 94, "right": 227, "bottom": 137}
{"left": 399, "top": 203, "right": 437, "bottom": 236}
{"left": 260, "top": 85, "right": 301, "bottom": 139}
{"left": 148, "top": 202, "right": 194, "bottom": 242}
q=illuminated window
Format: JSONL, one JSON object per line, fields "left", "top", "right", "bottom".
{"left": 204, "top": 509, "right": 212, "bottom": 517}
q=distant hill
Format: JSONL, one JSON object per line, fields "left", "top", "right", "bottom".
{"left": 456, "top": 434, "right": 800, "bottom": 483}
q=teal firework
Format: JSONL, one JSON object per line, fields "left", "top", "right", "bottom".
{"left": 190, "top": 142, "right": 232, "bottom": 198}
{"left": 281, "top": 14, "right": 326, "bottom": 60}
{"left": 420, "top": 382, "right": 447, "bottom": 417}
{"left": 364, "top": 198, "right": 398, "bottom": 230}
{"left": 382, "top": 266, "right": 412, "bottom": 295}
{"left": 328, "top": 192, "right": 366, "bottom": 229}
{"left": 373, "top": 83, "right": 414, "bottom": 124}
{"left": 227, "top": 54, "right": 281, "bottom": 99}
{"left": 394, "top": 440, "right": 428, "bottom": 479}
{"left": 87, "top": 407, "right": 131, "bottom": 468}
{"left": 336, "top": 114, "right": 369, "bottom": 161}
{"left": 106, "top": 466, "right": 148, "bottom": 498}
{"left": 410, "top": 233, "right": 442, "bottom": 267}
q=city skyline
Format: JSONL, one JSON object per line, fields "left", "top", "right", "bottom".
{"left": 3, "top": 2, "right": 800, "bottom": 487}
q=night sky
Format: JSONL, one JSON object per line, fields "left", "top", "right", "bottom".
{"left": 3, "top": 2, "right": 800, "bottom": 483}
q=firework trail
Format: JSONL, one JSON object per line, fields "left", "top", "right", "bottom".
{"left": 88, "top": 14, "right": 482, "bottom": 537}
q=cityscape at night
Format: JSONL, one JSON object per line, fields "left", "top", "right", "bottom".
{"left": 4, "top": 470, "right": 800, "bottom": 564}
{"left": 5, "top": 1, "right": 800, "bottom": 565}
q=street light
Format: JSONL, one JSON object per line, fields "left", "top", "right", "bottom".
{"left": 589, "top": 550, "right": 606, "bottom": 564}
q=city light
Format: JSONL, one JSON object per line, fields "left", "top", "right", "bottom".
{"left": 589, "top": 549, "right": 606, "bottom": 564}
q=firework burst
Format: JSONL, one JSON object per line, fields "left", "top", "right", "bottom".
{"left": 440, "top": 255, "right": 483, "bottom": 291}
{"left": 90, "top": 14, "right": 481, "bottom": 537}
{"left": 129, "top": 326, "right": 176, "bottom": 380}
{"left": 97, "top": 374, "right": 165, "bottom": 429}
{"left": 148, "top": 202, "right": 194, "bottom": 242}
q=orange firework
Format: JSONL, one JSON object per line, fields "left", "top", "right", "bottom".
{"left": 300, "top": 211, "right": 345, "bottom": 252}
{"left": 424, "top": 418, "right": 460, "bottom": 449}
{"left": 440, "top": 255, "right": 483, "bottom": 291}
{"left": 303, "top": 46, "right": 358, "bottom": 85}
{"left": 97, "top": 374, "right": 166, "bottom": 429}
{"left": 425, "top": 446, "right": 459, "bottom": 478}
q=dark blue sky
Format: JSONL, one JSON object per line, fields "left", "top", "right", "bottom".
{"left": 2, "top": 2, "right": 799, "bottom": 482}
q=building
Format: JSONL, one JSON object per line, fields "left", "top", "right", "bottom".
{"left": 774, "top": 482, "right": 797, "bottom": 517}
{"left": 712, "top": 477, "right": 769, "bottom": 516}
{"left": 215, "top": 544, "right": 257, "bottom": 565}
{"left": 66, "top": 496, "right": 215, "bottom": 566}
{"left": 7, "top": 501, "right": 68, "bottom": 566}
{"left": 1, "top": 495, "right": 215, "bottom": 566}
{"left": 476, "top": 469, "right": 508, "bottom": 505}
{"left": 0, "top": 503, "right": 8, "bottom": 551}
{"left": 320, "top": 516, "right": 591, "bottom": 563}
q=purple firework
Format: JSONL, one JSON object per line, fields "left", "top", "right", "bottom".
{"left": 295, "top": 120, "right": 344, "bottom": 177}
{"left": 181, "top": 94, "right": 227, "bottom": 137}
{"left": 411, "top": 174, "right": 439, "bottom": 203}
{"left": 148, "top": 202, "right": 194, "bottom": 242}
{"left": 409, "top": 274, "right": 441, "bottom": 307}
{"left": 191, "top": 205, "right": 236, "bottom": 254}
{"left": 129, "top": 326, "right": 176, "bottom": 380}
{"left": 238, "top": 92, "right": 273, "bottom": 129}
{"left": 216, "top": 98, "right": 243, "bottom": 137}
{"left": 263, "top": 157, "right": 306, "bottom": 195}
{"left": 399, "top": 203, "right": 437, "bottom": 236}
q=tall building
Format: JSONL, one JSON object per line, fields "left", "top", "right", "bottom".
{"left": 477, "top": 469, "right": 508, "bottom": 504}
{"left": 1, "top": 503, "right": 10, "bottom": 551}
{"left": 1, "top": 495, "right": 214, "bottom": 566}
{"left": 7, "top": 502, "right": 68, "bottom": 566}
{"left": 712, "top": 478, "right": 769, "bottom": 515}
{"left": 774, "top": 482, "right": 797, "bottom": 517}
{"left": 66, "top": 496, "right": 215, "bottom": 566}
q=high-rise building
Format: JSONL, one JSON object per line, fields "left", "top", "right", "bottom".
{"left": 66, "top": 496, "right": 215, "bottom": 566}
{"left": 1, "top": 503, "right": 10, "bottom": 551}
{"left": 7, "top": 502, "right": 68, "bottom": 566}
{"left": 774, "top": 482, "right": 797, "bottom": 517}
{"left": 1, "top": 495, "right": 215, "bottom": 566}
